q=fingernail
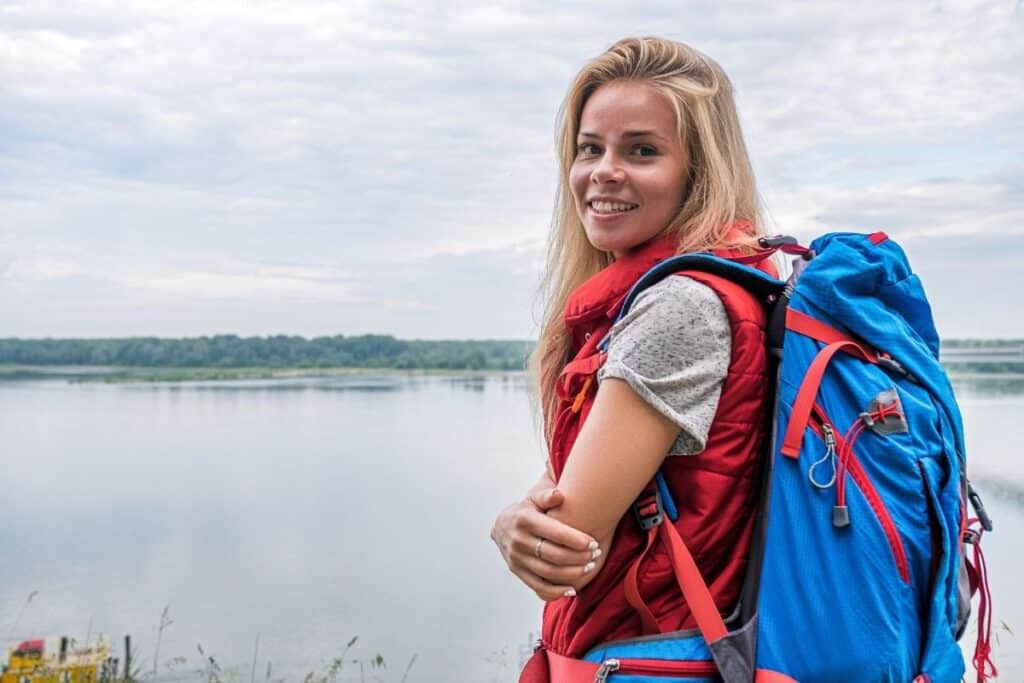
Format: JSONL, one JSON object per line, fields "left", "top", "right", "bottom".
{"left": 564, "top": 588, "right": 577, "bottom": 597}
{"left": 583, "top": 561, "right": 596, "bottom": 574}
{"left": 588, "top": 540, "right": 599, "bottom": 551}
{"left": 591, "top": 547, "right": 602, "bottom": 560}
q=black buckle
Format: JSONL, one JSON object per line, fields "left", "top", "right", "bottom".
{"left": 633, "top": 491, "right": 665, "bottom": 530}
{"left": 757, "top": 235, "right": 799, "bottom": 249}
{"left": 968, "top": 482, "right": 994, "bottom": 532}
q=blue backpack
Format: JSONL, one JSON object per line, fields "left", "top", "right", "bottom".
{"left": 573, "top": 232, "right": 996, "bottom": 683}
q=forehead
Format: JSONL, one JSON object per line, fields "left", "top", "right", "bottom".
{"left": 578, "top": 80, "right": 677, "bottom": 138}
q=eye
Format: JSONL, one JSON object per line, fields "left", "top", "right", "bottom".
{"left": 576, "top": 142, "right": 600, "bottom": 156}
{"left": 632, "top": 144, "right": 658, "bottom": 157}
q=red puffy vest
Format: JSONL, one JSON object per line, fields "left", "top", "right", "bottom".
{"left": 541, "top": 232, "right": 772, "bottom": 657}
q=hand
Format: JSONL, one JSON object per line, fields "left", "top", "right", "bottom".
{"left": 491, "top": 486, "right": 603, "bottom": 602}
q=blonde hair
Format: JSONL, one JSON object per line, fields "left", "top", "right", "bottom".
{"left": 531, "top": 36, "right": 766, "bottom": 439}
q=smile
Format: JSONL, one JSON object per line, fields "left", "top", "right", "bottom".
{"left": 589, "top": 200, "right": 639, "bottom": 215}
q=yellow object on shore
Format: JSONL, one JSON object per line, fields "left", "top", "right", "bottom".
{"left": 2, "top": 637, "right": 118, "bottom": 683}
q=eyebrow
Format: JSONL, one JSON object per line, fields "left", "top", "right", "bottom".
{"left": 579, "top": 130, "right": 670, "bottom": 142}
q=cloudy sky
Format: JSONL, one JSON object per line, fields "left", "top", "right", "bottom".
{"left": 1, "top": 0, "right": 1021, "bottom": 340}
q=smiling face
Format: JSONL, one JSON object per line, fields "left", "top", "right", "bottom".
{"left": 570, "top": 80, "right": 690, "bottom": 259}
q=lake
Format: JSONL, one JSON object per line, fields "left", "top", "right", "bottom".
{"left": 0, "top": 373, "right": 1020, "bottom": 681}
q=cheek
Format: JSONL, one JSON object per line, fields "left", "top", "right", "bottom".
{"left": 647, "top": 172, "right": 687, "bottom": 210}
{"left": 569, "top": 166, "right": 588, "bottom": 201}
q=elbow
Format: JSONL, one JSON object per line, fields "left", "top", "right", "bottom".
{"left": 546, "top": 491, "right": 618, "bottom": 546}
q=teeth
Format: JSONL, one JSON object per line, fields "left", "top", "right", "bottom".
{"left": 590, "top": 200, "right": 638, "bottom": 214}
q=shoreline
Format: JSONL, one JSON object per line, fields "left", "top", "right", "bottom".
{"left": 0, "top": 364, "right": 527, "bottom": 383}
{"left": 1, "top": 364, "right": 1021, "bottom": 384}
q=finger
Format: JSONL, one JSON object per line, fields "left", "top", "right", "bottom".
{"left": 529, "top": 487, "right": 564, "bottom": 511}
{"left": 520, "top": 512, "right": 599, "bottom": 555}
{"left": 513, "top": 534, "right": 596, "bottom": 568}
{"left": 509, "top": 532, "right": 598, "bottom": 569}
{"left": 512, "top": 567, "right": 578, "bottom": 602}
{"left": 517, "top": 552, "right": 596, "bottom": 585}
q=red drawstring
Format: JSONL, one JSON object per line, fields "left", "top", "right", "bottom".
{"left": 835, "top": 420, "right": 868, "bottom": 509}
{"left": 836, "top": 403, "right": 900, "bottom": 509}
{"left": 968, "top": 519, "right": 997, "bottom": 683}
{"left": 873, "top": 400, "right": 898, "bottom": 422}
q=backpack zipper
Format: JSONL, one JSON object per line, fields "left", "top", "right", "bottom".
{"left": 809, "top": 407, "right": 910, "bottom": 583}
{"left": 594, "top": 657, "right": 718, "bottom": 680}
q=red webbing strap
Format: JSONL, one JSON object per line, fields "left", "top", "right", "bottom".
{"left": 624, "top": 520, "right": 728, "bottom": 644}
{"left": 545, "top": 651, "right": 600, "bottom": 682}
{"left": 721, "top": 243, "right": 809, "bottom": 266}
{"left": 754, "top": 670, "right": 799, "bottom": 683}
{"left": 623, "top": 525, "right": 662, "bottom": 634}
{"left": 785, "top": 309, "right": 868, "bottom": 348}
{"left": 659, "top": 519, "right": 729, "bottom": 643}
{"left": 780, "top": 340, "right": 878, "bottom": 459}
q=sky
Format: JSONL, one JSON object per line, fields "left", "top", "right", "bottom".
{"left": 1, "top": 0, "right": 1021, "bottom": 340}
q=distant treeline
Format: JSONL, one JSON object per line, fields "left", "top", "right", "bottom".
{"left": 943, "top": 339, "right": 1024, "bottom": 348}
{"left": 0, "top": 336, "right": 1021, "bottom": 373}
{"left": 0, "top": 336, "right": 534, "bottom": 371}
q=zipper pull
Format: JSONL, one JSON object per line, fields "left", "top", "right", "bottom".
{"left": 594, "top": 658, "right": 621, "bottom": 682}
{"left": 808, "top": 423, "right": 838, "bottom": 490}
{"left": 822, "top": 422, "right": 836, "bottom": 450}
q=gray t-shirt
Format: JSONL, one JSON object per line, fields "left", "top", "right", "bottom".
{"left": 597, "top": 276, "right": 731, "bottom": 455}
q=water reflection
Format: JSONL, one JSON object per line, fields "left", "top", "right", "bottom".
{"left": 0, "top": 372, "right": 1018, "bottom": 681}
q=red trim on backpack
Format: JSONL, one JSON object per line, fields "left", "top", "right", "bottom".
{"left": 755, "top": 670, "right": 799, "bottom": 683}
{"left": 868, "top": 231, "right": 889, "bottom": 244}
{"left": 537, "top": 651, "right": 720, "bottom": 682}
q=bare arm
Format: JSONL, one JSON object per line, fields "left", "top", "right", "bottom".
{"left": 547, "top": 377, "right": 680, "bottom": 578}
{"left": 491, "top": 378, "right": 678, "bottom": 599}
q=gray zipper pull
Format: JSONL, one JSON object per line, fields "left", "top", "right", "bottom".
{"left": 808, "top": 423, "right": 838, "bottom": 489}
{"left": 594, "top": 658, "right": 620, "bottom": 682}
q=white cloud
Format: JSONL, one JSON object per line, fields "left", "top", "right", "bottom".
{"left": 765, "top": 168, "right": 1024, "bottom": 242}
{"left": 3, "top": 254, "right": 360, "bottom": 302}
{"left": 0, "top": 0, "right": 1020, "bottom": 337}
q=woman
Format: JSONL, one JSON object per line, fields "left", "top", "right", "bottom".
{"left": 490, "top": 37, "right": 774, "bottom": 666}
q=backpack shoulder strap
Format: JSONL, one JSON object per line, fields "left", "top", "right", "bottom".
{"left": 600, "top": 253, "right": 785, "bottom": 354}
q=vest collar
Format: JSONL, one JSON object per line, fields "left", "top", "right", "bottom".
{"left": 563, "top": 234, "right": 680, "bottom": 326}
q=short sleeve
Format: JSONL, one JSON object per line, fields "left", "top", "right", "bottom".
{"left": 596, "top": 276, "right": 731, "bottom": 455}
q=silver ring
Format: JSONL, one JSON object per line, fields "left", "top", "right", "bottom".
{"left": 534, "top": 538, "right": 545, "bottom": 560}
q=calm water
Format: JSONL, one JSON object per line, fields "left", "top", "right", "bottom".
{"left": 0, "top": 374, "right": 1020, "bottom": 681}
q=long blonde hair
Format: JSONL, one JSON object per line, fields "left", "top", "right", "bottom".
{"left": 531, "top": 36, "right": 766, "bottom": 439}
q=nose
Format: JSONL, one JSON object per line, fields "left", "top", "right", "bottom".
{"left": 591, "top": 151, "right": 625, "bottom": 185}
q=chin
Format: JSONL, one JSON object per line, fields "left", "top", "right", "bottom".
{"left": 583, "top": 228, "right": 649, "bottom": 258}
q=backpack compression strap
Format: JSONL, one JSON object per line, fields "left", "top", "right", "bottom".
{"left": 624, "top": 486, "right": 729, "bottom": 643}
